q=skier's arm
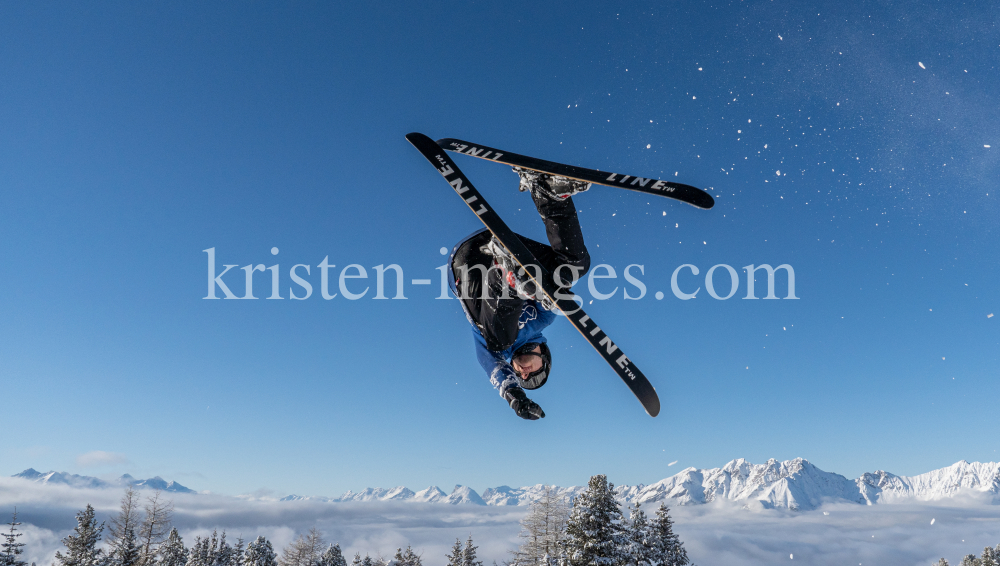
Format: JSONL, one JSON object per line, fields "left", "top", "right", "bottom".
{"left": 474, "top": 334, "right": 519, "bottom": 398}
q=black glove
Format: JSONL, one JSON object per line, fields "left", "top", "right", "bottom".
{"left": 505, "top": 387, "right": 545, "bottom": 420}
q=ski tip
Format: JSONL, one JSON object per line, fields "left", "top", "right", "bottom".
{"left": 405, "top": 132, "right": 430, "bottom": 144}
{"left": 645, "top": 400, "right": 661, "bottom": 418}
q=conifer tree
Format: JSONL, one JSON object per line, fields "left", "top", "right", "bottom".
{"left": 646, "top": 505, "right": 687, "bottom": 566}
{"left": 625, "top": 505, "right": 651, "bottom": 566}
{"left": 350, "top": 554, "right": 361, "bottom": 566}
{"left": 317, "top": 545, "right": 346, "bottom": 566}
{"left": 982, "top": 546, "right": 999, "bottom": 566}
{"left": 359, "top": 556, "right": 373, "bottom": 566}
{"left": 1, "top": 509, "right": 27, "bottom": 566}
{"left": 158, "top": 529, "right": 187, "bottom": 566}
{"left": 392, "top": 547, "right": 419, "bottom": 566}
{"left": 935, "top": 559, "right": 950, "bottom": 566}
{"left": 243, "top": 538, "right": 276, "bottom": 566}
{"left": 54, "top": 505, "right": 108, "bottom": 566}
{"left": 445, "top": 540, "right": 463, "bottom": 566}
{"left": 215, "top": 533, "right": 234, "bottom": 566}
{"left": 565, "top": 475, "right": 626, "bottom": 566}
{"left": 462, "top": 537, "right": 481, "bottom": 566}
{"left": 231, "top": 538, "right": 244, "bottom": 566}
{"left": 958, "top": 555, "right": 979, "bottom": 566}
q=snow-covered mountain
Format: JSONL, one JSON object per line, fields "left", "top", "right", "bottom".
{"left": 14, "top": 459, "right": 1000, "bottom": 511}
{"left": 280, "top": 459, "right": 1000, "bottom": 511}
{"left": 12, "top": 469, "right": 194, "bottom": 493}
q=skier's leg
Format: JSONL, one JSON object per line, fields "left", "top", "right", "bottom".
{"left": 529, "top": 191, "right": 590, "bottom": 282}
{"left": 453, "top": 232, "right": 525, "bottom": 351}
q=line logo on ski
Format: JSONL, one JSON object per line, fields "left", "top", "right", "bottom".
{"left": 433, "top": 153, "right": 488, "bottom": 216}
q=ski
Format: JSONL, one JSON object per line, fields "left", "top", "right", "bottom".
{"left": 406, "top": 132, "right": 661, "bottom": 418}
{"left": 437, "top": 137, "right": 714, "bottom": 210}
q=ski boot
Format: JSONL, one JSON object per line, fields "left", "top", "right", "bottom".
{"left": 513, "top": 167, "right": 591, "bottom": 201}
{"left": 480, "top": 236, "right": 556, "bottom": 310}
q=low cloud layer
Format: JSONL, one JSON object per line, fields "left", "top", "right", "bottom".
{"left": 4, "top": 478, "right": 999, "bottom": 566}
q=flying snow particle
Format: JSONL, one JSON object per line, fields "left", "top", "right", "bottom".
{"left": 647, "top": 144, "right": 651, "bottom": 149}
{"left": 675, "top": 223, "right": 679, "bottom": 228}
{"left": 662, "top": 211, "right": 666, "bottom": 216}
{"left": 776, "top": 170, "right": 781, "bottom": 176}
{"left": 918, "top": 62, "right": 926, "bottom": 69}
{"left": 823, "top": 511, "right": 830, "bottom": 516}
{"left": 668, "top": 460, "right": 678, "bottom": 466}
{"left": 783, "top": 327, "right": 786, "bottom": 330}
{"left": 778, "top": 35, "right": 783, "bottom": 40}
{"left": 989, "top": 313, "right": 994, "bottom": 318}
{"left": 942, "top": 357, "right": 946, "bottom": 360}
{"left": 764, "top": 144, "right": 768, "bottom": 148}
{"left": 790, "top": 555, "right": 794, "bottom": 560}
{"left": 692, "top": 96, "right": 697, "bottom": 99}
{"left": 930, "top": 518, "right": 936, "bottom": 525}
{"left": 698, "top": 67, "right": 703, "bottom": 71}
{"left": 986, "top": 145, "right": 992, "bottom": 148}
{"left": 738, "top": 129, "right": 742, "bottom": 133}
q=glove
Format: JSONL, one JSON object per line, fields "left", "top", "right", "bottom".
{"left": 505, "top": 387, "right": 546, "bottom": 420}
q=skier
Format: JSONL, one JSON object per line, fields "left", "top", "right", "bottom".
{"left": 448, "top": 169, "right": 591, "bottom": 420}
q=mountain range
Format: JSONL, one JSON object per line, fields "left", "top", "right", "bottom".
{"left": 281, "top": 459, "right": 1000, "bottom": 511}
{"left": 12, "top": 459, "right": 1000, "bottom": 511}
{"left": 12, "top": 468, "right": 195, "bottom": 493}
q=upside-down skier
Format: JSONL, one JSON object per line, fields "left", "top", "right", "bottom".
{"left": 448, "top": 169, "right": 591, "bottom": 420}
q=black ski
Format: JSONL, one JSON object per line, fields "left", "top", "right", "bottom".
{"left": 406, "top": 132, "right": 661, "bottom": 418}
{"left": 437, "top": 137, "right": 714, "bottom": 210}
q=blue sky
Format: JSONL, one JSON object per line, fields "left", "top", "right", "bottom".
{"left": 1, "top": 1, "right": 997, "bottom": 498}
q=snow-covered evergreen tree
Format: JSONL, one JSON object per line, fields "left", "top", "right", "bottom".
{"left": 350, "top": 554, "right": 361, "bottom": 566}
{"left": 512, "top": 486, "right": 570, "bottom": 566}
{"left": 231, "top": 538, "right": 244, "bottom": 566}
{"left": 1, "top": 510, "right": 27, "bottom": 566}
{"left": 646, "top": 505, "right": 687, "bottom": 566}
{"left": 959, "top": 555, "right": 979, "bottom": 566}
{"left": 392, "top": 547, "right": 419, "bottom": 566}
{"left": 215, "top": 533, "right": 234, "bottom": 566}
{"left": 445, "top": 540, "right": 463, "bottom": 566}
{"left": 462, "top": 537, "right": 481, "bottom": 566}
{"left": 54, "top": 505, "right": 108, "bottom": 566}
{"left": 109, "top": 520, "right": 141, "bottom": 566}
{"left": 317, "top": 545, "right": 346, "bottom": 566}
{"left": 564, "top": 475, "right": 626, "bottom": 566}
{"left": 359, "top": 556, "right": 373, "bottom": 566}
{"left": 243, "top": 538, "right": 276, "bottom": 566}
{"left": 935, "top": 559, "right": 950, "bottom": 566}
{"left": 625, "top": 504, "right": 651, "bottom": 566}
{"left": 157, "top": 529, "right": 187, "bottom": 566}
{"left": 982, "top": 546, "right": 999, "bottom": 566}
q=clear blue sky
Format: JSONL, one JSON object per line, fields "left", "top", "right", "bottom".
{"left": 1, "top": 1, "right": 997, "bottom": 497}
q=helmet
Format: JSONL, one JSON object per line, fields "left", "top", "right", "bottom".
{"left": 513, "top": 342, "right": 551, "bottom": 390}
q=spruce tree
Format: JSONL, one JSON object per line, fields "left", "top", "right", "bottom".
{"left": 231, "top": 538, "right": 244, "bottom": 566}
{"left": 625, "top": 505, "right": 651, "bottom": 566}
{"left": 215, "top": 533, "right": 233, "bottom": 566}
{"left": 646, "top": 505, "right": 687, "bottom": 566}
{"left": 317, "top": 545, "right": 346, "bottom": 566}
{"left": 243, "top": 538, "right": 276, "bottom": 566}
{"left": 359, "top": 556, "right": 373, "bottom": 566}
{"left": 158, "top": 529, "right": 187, "bottom": 566}
{"left": 1, "top": 510, "right": 27, "bottom": 566}
{"left": 959, "top": 555, "right": 979, "bottom": 566}
{"left": 982, "top": 547, "right": 999, "bottom": 566}
{"left": 392, "top": 547, "right": 420, "bottom": 566}
{"left": 54, "top": 505, "right": 108, "bottom": 566}
{"left": 565, "top": 475, "right": 626, "bottom": 566}
{"left": 350, "top": 554, "right": 361, "bottom": 566}
{"left": 445, "top": 540, "right": 463, "bottom": 566}
{"left": 462, "top": 537, "right": 481, "bottom": 566}
{"left": 935, "top": 559, "right": 950, "bottom": 566}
